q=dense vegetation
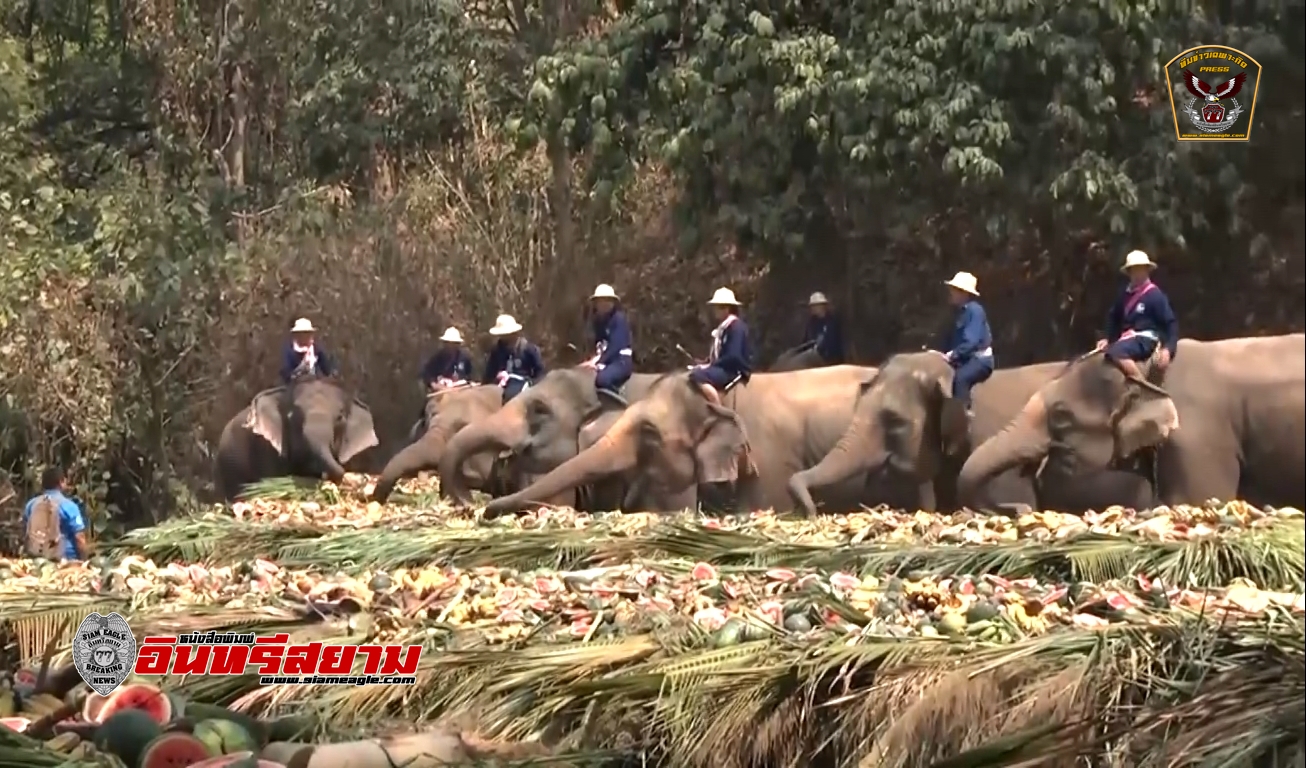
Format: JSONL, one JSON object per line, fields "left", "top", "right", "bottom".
{"left": 0, "top": 0, "right": 1302, "bottom": 528}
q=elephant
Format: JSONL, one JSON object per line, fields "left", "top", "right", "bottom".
{"left": 370, "top": 384, "right": 506, "bottom": 503}
{"left": 215, "top": 377, "right": 379, "bottom": 501}
{"left": 439, "top": 367, "right": 696, "bottom": 512}
{"left": 786, "top": 351, "right": 1158, "bottom": 516}
{"left": 769, "top": 342, "right": 827, "bottom": 372}
{"left": 958, "top": 334, "right": 1306, "bottom": 509}
{"left": 480, "top": 365, "right": 925, "bottom": 517}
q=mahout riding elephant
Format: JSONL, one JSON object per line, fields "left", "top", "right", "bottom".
{"left": 958, "top": 334, "right": 1306, "bottom": 509}
{"left": 215, "top": 376, "right": 379, "bottom": 501}
{"left": 480, "top": 365, "right": 920, "bottom": 517}
{"left": 785, "top": 351, "right": 1157, "bottom": 515}
{"left": 371, "top": 385, "right": 506, "bottom": 503}
{"left": 439, "top": 367, "right": 695, "bottom": 512}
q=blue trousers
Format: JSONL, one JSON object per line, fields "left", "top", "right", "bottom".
{"left": 1105, "top": 335, "right": 1158, "bottom": 363}
{"left": 595, "top": 357, "right": 633, "bottom": 394}
{"left": 501, "top": 376, "right": 531, "bottom": 404}
{"left": 951, "top": 356, "right": 994, "bottom": 408}
{"left": 689, "top": 364, "right": 740, "bottom": 391}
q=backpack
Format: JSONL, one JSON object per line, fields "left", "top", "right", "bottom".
{"left": 26, "top": 495, "right": 65, "bottom": 559}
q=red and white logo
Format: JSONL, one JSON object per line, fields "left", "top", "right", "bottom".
{"left": 135, "top": 632, "right": 421, "bottom": 685}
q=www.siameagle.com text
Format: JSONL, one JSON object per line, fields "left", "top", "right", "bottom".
{"left": 259, "top": 675, "right": 417, "bottom": 686}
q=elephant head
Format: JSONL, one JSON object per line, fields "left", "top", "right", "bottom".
{"left": 957, "top": 351, "right": 1179, "bottom": 503}
{"left": 438, "top": 368, "right": 627, "bottom": 505}
{"left": 482, "top": 373, "right": 749, "bottom": 516}
{"left": 371, "top": 385, "right": 502, "bottom": 503}
{"left": 245, "top": 377, "right": 378, "bottom": 482}
{"left": 787, "top": 351, "right": 969, "bottom": 516}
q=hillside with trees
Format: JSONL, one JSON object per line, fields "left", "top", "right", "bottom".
{"left": 0, "top": 0, "right": 1302, "bottom": 529}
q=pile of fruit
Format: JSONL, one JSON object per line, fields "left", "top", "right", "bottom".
{"left": 0, "top": 675, "right": 550, "bottom": 767}
{"left": 0, "top": 474, "right": 1301, "bottom": 768}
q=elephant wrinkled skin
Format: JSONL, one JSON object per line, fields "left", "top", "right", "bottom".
{"left": 787, "top": 352, "right": 1073, "bottom": 515}
{"left": 959, "top": 334, "right": 1306, "bottom": 509}
{"left": 482, "top": 365, "right": 913, "bottom": 517}
{"left": 439, "top": 368, "right": 694, "bottom": 511}
{"left": 215, "top": 377, "right": 379, "bottom": 501}
{"left": 371, "top": 385, "right": 505, "bottom": 503}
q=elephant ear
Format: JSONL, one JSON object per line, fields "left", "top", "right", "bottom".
{"left": 1112, "top": 386, "right": 1180, "bottom": 460}
{"left": 339, "top": 399, "right": 380, "bottom": 463}
{"left": 938, "top": 394, "right": 970, "bottom": 457}
{"left": 695, "top": 403, "right": 749, "bottom": 484}
{"left": 856, "top": 371, "right": 880, "bottom": 398}
{"left": 245, "top": 389, "right": 287, "bottom": 453}
{"left": 915, "top": 368, "right": 968, "bottom": 458}
{"left": 579, "top": 410, "right": 623, "bottom": 453}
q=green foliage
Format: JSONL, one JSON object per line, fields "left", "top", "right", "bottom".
{"left": 519, "top": 0, "right": 1299, "bottom": 252}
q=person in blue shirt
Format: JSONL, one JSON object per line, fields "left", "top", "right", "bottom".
{"left": 932, "top": 272, "right": 994, "bottom": 413}
{"left": 482, "top": 314, "right": 546, "bottom": 403}
{"left": 1095, "top": 250, "right": 1178, "bottom": 380}
{"left": 421, "top": 326, "right": 475, "bottom": 391}
{"left": 803, "top": 292, "right": 845, "bottom": 364}
{"left": 689, "top": 287, "right": 753, "bottom": 406}
{"left": 23, "top": 466, "right": 90, "bottom": 561}
{"left": 582, "top": 284, "right": 635, "bottom": 396}
{"left": 279, "top": 318, "right": 337, "bottom": 384}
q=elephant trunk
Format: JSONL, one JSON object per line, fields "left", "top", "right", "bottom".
{"left": 372, "top": 427, "right": 452, "bottom": 503}
{"left": 484, "top": 430, "right": 638, "bottom": 518}
{"left": 439, "top": 411, "right": 527, "bottom": 505}
{"left": 957, "top": 395, "right": 1050, "bottom": 506}
{"left": 787, "top": 414, "right": 889, "bottom": 517}
{"left": 304, "top": 422, "right": 347, "bottom": 482}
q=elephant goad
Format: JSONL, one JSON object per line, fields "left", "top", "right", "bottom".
{"left": 215, "top": 377, "right": 379, "bottom": 501}
{"left": 786, "top": 352, "right": 1157, "bottom": 516}
{"left": 438, "top": 368, "right": 695, "bottom": 512}
{"left": 371, "top": 385, "right": 507, "bottom": 504}
{"left": 959, "top": 334, "right": 1306, "bottom": 509}
{"left": 480, "top": 365, "right": 921, "bottom": 517}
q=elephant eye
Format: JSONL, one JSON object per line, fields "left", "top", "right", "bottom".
{"left": 1046, "top": 405, "right": 1075, "bottom": 432}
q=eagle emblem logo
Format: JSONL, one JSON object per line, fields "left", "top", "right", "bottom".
{"left": 1164, "top": 46, "right": 1260, "bottom": 141}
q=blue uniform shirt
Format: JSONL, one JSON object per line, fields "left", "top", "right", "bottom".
{"left": 803, "top": 314, "right": 844, "bottom": 363}
{"left": 23, "top": 491, "right": 86, "bottom": 560}
{"left": 934, "top": 300, "right": 993, "bottom": 364}
{"left": 593, "top": 310, "right": 634, "bottom": 367}
{"left": 280, "top": 342, "right": 336, "bottom": 383}
{"left": 482, "top": 339, "right": 546, "bottom": 384}
{"left": 711, "top": 317, "right": 753, "bottom": 378}
{"left": 1105, "top": 281, "right": 1179, "bottom": 358}
{"left": 421, "top": 347, "right": 474, "bottom": 387}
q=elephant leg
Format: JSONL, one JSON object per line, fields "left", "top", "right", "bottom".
{"left": 916, "top": 481, "right": 936, "bottom": 513}
{"left": 1157, "top": 429, "right": 1240, "bottom": 506}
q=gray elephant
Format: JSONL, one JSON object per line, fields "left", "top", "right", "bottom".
{"left": 371, "top": 385, "right": 506, "bottom": 503}
{"left": 959, "top": 334, "right": 1306, "bottom": 509}
{"left": 481, "top": 365, "right": 922, "bottom": 517}
{"left": 769, "top": 343, "right": 826, "bottom": 372}
{"left": 215, "top": 377, "right": 379, "bottom": 501}
{"left": 786, "top": 352, "right": 1156, "bottom": 516}
{"left": 439, "top": 368, "right": 695, "bottom": 512}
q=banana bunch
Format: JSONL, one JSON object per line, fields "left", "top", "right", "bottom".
{"left": 43, "top": 731, "right": 100, "bottom": 760}
{"left": 20, "top": 691, "right": 68, "bottom": 720}
{"left": 1004, "top": 602, "right": 1052, "bottom": 635}
{"left": 0, "top": 679, "right": 18, "bottom": 718}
